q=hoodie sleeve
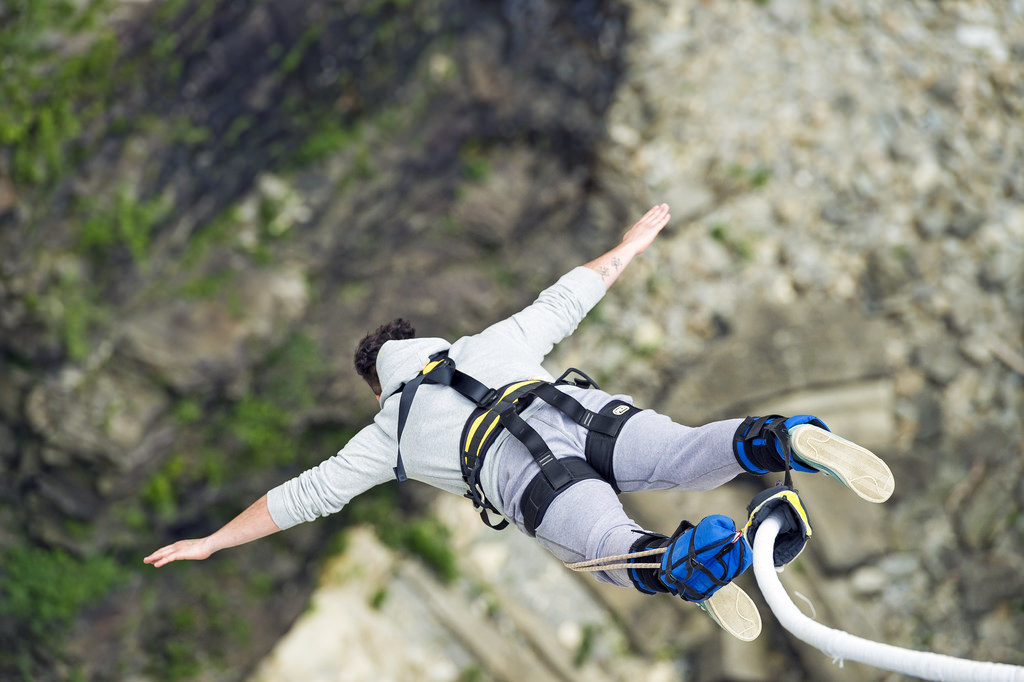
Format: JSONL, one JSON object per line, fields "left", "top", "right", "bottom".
{"left": 266, "top": 423, "right": 395, "bottom": 530}
{"left": 473, "top": 266, "right": 606, "bottom": 364}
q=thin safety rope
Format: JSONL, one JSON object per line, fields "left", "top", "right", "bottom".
{"left": 564, "top": 546, "right": 666, "bottom": 573}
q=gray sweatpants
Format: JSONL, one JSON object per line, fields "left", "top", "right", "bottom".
{"left": 494, "top": 386, "right": 745, "bottom": 588}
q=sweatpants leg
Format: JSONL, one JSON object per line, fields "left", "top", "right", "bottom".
{"left": 611, "top": 411, "right": 746, "bottom": 493}
{"left": 493, "top": 388, "right": 746, "bottom": 588}
{"left": 533, "top": 478, "right": 643, "bottom": 588}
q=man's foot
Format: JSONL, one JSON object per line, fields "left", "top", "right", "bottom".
{"left": 789, "top": 424, "right": 895, "bottom": 503}
{"left": 698, "top": 582, "right": 762, "bottom": 641}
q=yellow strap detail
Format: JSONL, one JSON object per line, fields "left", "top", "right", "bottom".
{"left": 780, "top": 490, "right": 812, "bottom": 536}
{"left": 474, "top": 417, "right": 503, "bottom": 457}
{"left": 463, "top": 380, "right": 540, "bottom": 452}
{"left": 464, "top": 412, "right": 491, "bottom": 453}
{"left": 500, "top": 379, "right": 541, "bottom": 399}
{"left": 422, "top": 359, "right": 444, "bottom": 375}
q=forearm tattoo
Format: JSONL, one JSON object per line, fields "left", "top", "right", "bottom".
{"left": 598, "top": 257, "right": 623, "bottom": 280}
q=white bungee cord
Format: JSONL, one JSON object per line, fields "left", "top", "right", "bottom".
{"left": 752, "top": 512, "right": 1024, "bottom": 682}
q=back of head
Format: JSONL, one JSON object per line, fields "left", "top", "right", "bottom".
{"left": 354, "top": 318, "right": 416, "bottom": 394}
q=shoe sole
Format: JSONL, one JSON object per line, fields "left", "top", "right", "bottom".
{"left": 790, "top": 424, "right": 895, "bottom": 503}
{"left": 699, "top": 582, "right": 762, "bottom": 641}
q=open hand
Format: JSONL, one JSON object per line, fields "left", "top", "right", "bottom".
{"left": 144, "top": 538, "right": 211, "bottom": 567}
{"left": 621, "top": 203, "right": 671, "bottom": 255}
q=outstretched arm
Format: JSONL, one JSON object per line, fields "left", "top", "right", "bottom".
{"left": 143, "top": 494, "right": 281, "bottom": 568}
{"left": 584, "top": 203, "right": 671, "bottom": 290}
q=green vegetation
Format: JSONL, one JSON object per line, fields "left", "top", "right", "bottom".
{"left": 1, "top": 0, "right": 120, "bottom": 187}
{"left": 280, "top": 25, "right": 324, "bottom": 75}
{"left": 0, "top": 543, "right": 127, "bottom": 674}
{"left": 727, "top": 162, "right": 773, "bottom": 190}
{"left": 573, "top": 623, "right": 601, "bottom": 668}
{"left": 346, "top": 487, "right": 460, "bottom": 584}
{"left": 709, "top": 222, "right": 754, "bottom": 261}
{"left": 141, "top": 330, "right": 331, "bottom": 522}
{"left": 369, "top": 586, "right": 389, "bottom": 610}
{"left": 460, "top": 140, "right": 492, "bottom": 183}
{"left": 458, "top": 664, "right": 489, "bottom": 682}
{"left": 142, "top": 565, "right": 252, "bottom": 682}
{"left": 79, "top": 187, "right": 173, "bottom": 265}
{"left": 293, "top": 121, "right": 363, "bottom": 167}
{"left": 26, "top": 263, "right": 108, "bottom": 362}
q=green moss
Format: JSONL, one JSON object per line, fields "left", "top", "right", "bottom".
{"left": 398, "top": 518, "right": 459, "bottom": 583}
{"left": 1, "top": 1, "right": 121, "bottom": 187}
{"left": 460, "top": 145, "right": 491, "bottom": 183}
{"left": 141, "top": 555, "right": 259, "bottom": 680}
{"left": 39, "top": 266, "right": 108, "bottom": 362}
{"left": 573, "top": 623, "right": 600, "bottom": 668}
{"left": 169, "top": 116, "right": 211, "bottom": 145}
{"left": 226, "top": 396, "right": 296, "bottom": 466}
{"left": 0, "top": 543, "right": 126, "bottom": 672}
{"left": 293, "top": 121, "right": 362, "bottom": 166}
{"left": 224, "top": 114, "right": 253, "bottom": 146}
{"left": 261, "top": 332, "right": 327, "bottom": 411}
{"left": 726, "top": 162, "right": 772, "bottom": 190}
{"left": 142, "top": 459, "right": 184, "bottom": 520}
{"left": 79, "top": 187, "right": 173, "bottom": 265}
{"left": 279, "top": 25, "right": 324, "bottom": 74}
{"left": 181, "top": 205, "right": 244, "bottom": 268}
{"left": 179, "top": 266, "right": 236, "bottom": 300}
{"left": 708, "top": 222, "right": 753, "bottom": 261}
{"left": 172, "top": 399, "right": 202, "bottom": 424}
{"left": 750, "top": 165, "right": 772, "bottom": 188}
{"left": 369, "top": 586, "right": 389, "bottom": 610}
{"left": 347, "top": 490, "right": 459, "bottom": 584}
{"left": 459, "top": 664, "right": 488, "bottom": 682}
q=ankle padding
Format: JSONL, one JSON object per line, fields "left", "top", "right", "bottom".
{"left": 733, "top": 415, "right": 829, "bottom": 474}
{"left": 628, "top": 531, "right": 671, "bottom": 595}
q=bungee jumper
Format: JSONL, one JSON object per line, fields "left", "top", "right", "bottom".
{"left": 144, "top": 203, "right": 895, "bottom": 641}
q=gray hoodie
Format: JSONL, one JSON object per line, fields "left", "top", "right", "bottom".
{"left": 266, "top": 266, "right": 607, "bottom": 530}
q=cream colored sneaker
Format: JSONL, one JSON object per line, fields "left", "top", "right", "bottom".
{"left": 697, "top": 582, "right": 762, "bottom": 641}
{"left": 790, "top": 424, "right": 895, "bottom": 503}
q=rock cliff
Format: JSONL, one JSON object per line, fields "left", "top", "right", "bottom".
{"left": 1, "top": 0, "right": 1021, "bottom": 680}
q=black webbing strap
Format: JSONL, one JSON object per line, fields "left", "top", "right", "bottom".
{"left": 461, "top": 381, "right": 544, "bottom": 474}
{"left": 520, "top": 457, "right": 603, "bottom": 537}
{"left": 660, "top": 520, "right": 746, "bottom": 602}
{"left": 394, "top": 367, "right": 432, "bottom": 482}
{"left": 460, "top": 381, "right": 545, "bottom": 531}
{"left": 395, "top": 353, "right": 642, "bottom": 534}
{"left": 394, "top": 350, "right": 496, "bottom": 482}
{"left": 584, "top": 399, "right": 642, "bottom": 493}
{"left": 732, "top": 414, "right": 784, "bottom": 475}
{"left": 528, "top": 383, "right": 622, "bottom": 436}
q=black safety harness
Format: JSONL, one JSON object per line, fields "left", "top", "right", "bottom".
{"left": 391, "top": 351, "right": 642, "bottom": 535}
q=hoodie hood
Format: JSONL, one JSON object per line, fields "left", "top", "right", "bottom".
{"left": 376, "top": 337, "right": 451, "bottom": 406}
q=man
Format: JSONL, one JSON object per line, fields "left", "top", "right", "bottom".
{"left": 145, "top": 204, "right": 893, "bottom": 640}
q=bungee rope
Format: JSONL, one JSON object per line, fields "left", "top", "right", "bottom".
{"left": 752, "top": 512, "right": 1024, "bottom": 682}
{"left": 564, "top": 511, "right": 1023, "bottom": 680}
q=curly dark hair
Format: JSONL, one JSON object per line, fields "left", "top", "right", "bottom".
{"left": 354, "top": 318, "right": 416, "bottom": 394}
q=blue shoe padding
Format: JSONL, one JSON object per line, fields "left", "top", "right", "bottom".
{"left": 779, "top": 415, "right": 830, "bottom": 473}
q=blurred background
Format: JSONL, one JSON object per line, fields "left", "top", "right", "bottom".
{"left": 1, "top": 0, "right": 1021, "bottom": 680}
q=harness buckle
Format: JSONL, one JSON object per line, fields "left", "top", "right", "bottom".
{"left": 479, "top": 387, "right": 499, "bottom": 407}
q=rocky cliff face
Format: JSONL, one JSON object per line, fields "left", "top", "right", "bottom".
{"left": 1, "top": 0, "right": 630, "bottom": 678}
{"left": 2, "top": 0, "right": 1022, "bottom": 680}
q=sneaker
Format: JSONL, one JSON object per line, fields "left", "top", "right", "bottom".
{"left": 789, "top": 424, "right": 895, "bottom": 503}
{"left": 697, "top": 581, "right": 762, "bottom": 641}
